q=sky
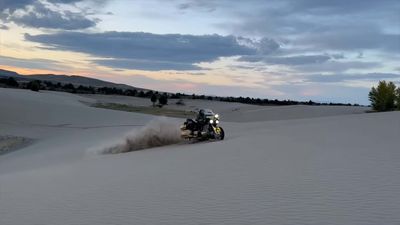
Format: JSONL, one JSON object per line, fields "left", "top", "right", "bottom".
{"left": 0, "top": 0, "right": 399, "bottom": 104}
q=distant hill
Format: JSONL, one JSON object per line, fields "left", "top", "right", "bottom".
{"left": 0, "top": 68, "right": 145, "bottom": 90}
{"left": 27, "top": 74, "right": 136, "bottom": 90}
{"left": 0, "top": 69, "right": 23, "bottom": 78}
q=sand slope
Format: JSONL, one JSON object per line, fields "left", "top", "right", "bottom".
{"left": 0, "top": 88, "right": 399, "bottom": 225}
{"left": 0, "top": 88, "right": 154, "bottom": 173}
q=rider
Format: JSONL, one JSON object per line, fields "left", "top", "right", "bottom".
{"left": 195, "top": 109, "right": 207, "bottom": 134}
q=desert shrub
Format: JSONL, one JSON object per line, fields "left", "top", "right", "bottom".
{"left": 27, "top": 80, "right": 41, "bottom": 92}
{"left": 43, "top": 81, "right": 55, "bottom": 90}
{"left": 137, "top": 91, "right": 145, "bottom": 97}
{"left": 145, "top": 90, "right": 154, "bottom": 98}
{"left": 150, "top": 94, "right": 158, "bottom": 106}
{"left": 369, "top": 81, "right": 397, "bottom": 111}
{"left": 124, "top": 89, "right": 137, "bottom": 96}
{"left": 158, "top": 94, "right": 168, "bottom": 107}
{"left": 62, "top": 83, "right": 76, "bottom": 93}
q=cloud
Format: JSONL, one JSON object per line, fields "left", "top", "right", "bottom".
{"left": 94, "top": 59, "right": 201, "bottom": 71}
{"left": 0, "top": 0, "right": 84, "bottom": 12}
{"left": 8, "top": 2, "right": 97, "bottom": 30}
{"left": 177, "top": 0, "right": 218, "bottom": 12}
{"left": 295, "top": 27, "right": 400, "bottom": 53}
{"left": 239, "top": 52, "right": 382, "bottom": 73}
{"left": 0, "top": 0, "right": 36, "bottom": 12}
{"left": 290, "top": 0, "right": 400, "bottom": 14}
{"left": 235, "top": 37, "right": 280, "bottom": 55}
{"left": 176, "top": 0, "right": 399, "bottom": 15}
{"left": 293, "top": 61, "right": 381, "bottom": 73}
{"left": 257, "top": 38, "right": 281, "bottom": 54}
{"left": 0, "top": 55, "right": 68, "bottom": 71}
{"left": 240, "top": 54, "right": 331, "bottom": 65}
{"left": 331, "top": 53, "right": 345, "bottom": 59}
{"left": 0, "top": 24, "right": 8, "bottom": 30}
{"left": 0, "top": 0, "right": 99, "bottom": 30}
{"left": 215, "top": 0, "right": 400, "bottom": 55}
{"left": 305, "top": 73, "right": 400, "bottom": 83}
{"left": 25, "top": 31, "right": 260, "bottom": 70}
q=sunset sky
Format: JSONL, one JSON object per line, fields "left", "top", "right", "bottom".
{"left": 0, "top": 0, "right": 399, "bottom": 104}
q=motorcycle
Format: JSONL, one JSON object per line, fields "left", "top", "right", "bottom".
{"left": 181, "top": 110, "right": 225, "bottom": 141}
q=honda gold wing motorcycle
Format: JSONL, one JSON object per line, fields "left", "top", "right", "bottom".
{"left": 181, "top": 109, "right": 225, "bottom": 141}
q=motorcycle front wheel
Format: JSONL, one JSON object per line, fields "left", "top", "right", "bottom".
{"left": 214, "top": 127, "right": 225, "bottom": 140}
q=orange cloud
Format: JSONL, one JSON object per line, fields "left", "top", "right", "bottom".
{"left": 0, "top": 65, "right": 60, "bottom": 75}
{"left": 300, "top": 88, "right": 322, "bottom": 96}
{"left": 0, "top": 65, "right": 112, "bottom": 80}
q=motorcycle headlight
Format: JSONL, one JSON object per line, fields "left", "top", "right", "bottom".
{"left": 216, "top": 120, "right": 219, "bottom": 124}
{"left": 210, "top": 120, "right": 214, "bottom": 124}
{"left": 215, "top": 114, "right": 219, "bottom": 118}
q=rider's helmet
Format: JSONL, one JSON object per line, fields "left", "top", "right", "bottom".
{"left": 197, "top": 109, "right": 205, "bottom": 121}
{"left": 199, "top": 109, "right": 205, "bottom": 117}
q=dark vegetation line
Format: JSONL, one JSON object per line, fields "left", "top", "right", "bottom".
{"left": 92, "top": 102, "right": 196, "bottom": 118}
{"left": 1, "top": 74, "right": 362, "bottom": 107}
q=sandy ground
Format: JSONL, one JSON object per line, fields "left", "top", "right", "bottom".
{"left": 1, "top": 88, "right": 399, "bottom": 225}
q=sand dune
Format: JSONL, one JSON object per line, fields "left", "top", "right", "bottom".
{"left": 0, "top": 88, "right": 399, "bottom": 225}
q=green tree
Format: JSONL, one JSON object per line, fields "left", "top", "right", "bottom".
{"left": 396, "top": 88, "right": 400, "bottom": 110}
{"left": 150, "top": 94, "right": 158, "bottom": 107}
{"left": 369, "top": 81, "right": 397, "bottom": 111}
{"left": 158, "top": 94, "right": 168, "bottom": 107}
